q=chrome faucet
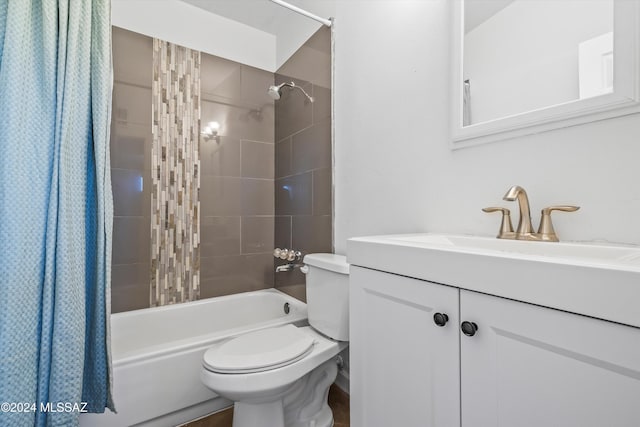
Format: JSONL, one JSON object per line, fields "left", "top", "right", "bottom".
{"left": 275, "top": 263, "right": 304, "bottom": 273}
{"left": 502, "top": 185, "right": 536, "bottom": 239}
{"left": 483, "top": 185, "right": 580, "bottom": 242}
{"left": 273, "top": 248, "right": 305, "bottom": 273}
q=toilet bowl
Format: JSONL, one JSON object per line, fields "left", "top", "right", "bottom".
{"left": 200, "top": 254, "right": 349, "bottom": 427}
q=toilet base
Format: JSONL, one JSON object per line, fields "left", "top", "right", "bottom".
{"left": 233, "top": 400, "right": 286, "bottom": 427}
{"left": 232, "top": 359, "right": 338, "bottom": 427}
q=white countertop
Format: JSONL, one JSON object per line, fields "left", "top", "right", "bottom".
{"left": 347, "top": 233, "right": 640, "bottom": 328}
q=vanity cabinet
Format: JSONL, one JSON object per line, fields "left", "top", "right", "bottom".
{"left": 351, "top": 266, "right": 640, "bottom": 427}
{"left": 350, "top": 266, "right": 460, "bottom": 427}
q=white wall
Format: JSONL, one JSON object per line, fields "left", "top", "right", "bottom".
{"left": 464, "top": 0, "right": 613, "bottom": 124}
{"left": 333, "top": 0, "right": 640, "bottom": 254}
{"left": 112, "top": 0, "right": 276, "bottom": 71}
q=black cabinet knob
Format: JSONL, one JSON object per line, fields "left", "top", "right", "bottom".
{"left": 461, "top": 321, "right": 478, "bottom": 337}
{"left": 433, "top": 312, "right": 449, "bottom": 327}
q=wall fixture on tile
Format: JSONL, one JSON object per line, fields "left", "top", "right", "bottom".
{"left": 151, "top": 39, "right": 201, "bottom": 306}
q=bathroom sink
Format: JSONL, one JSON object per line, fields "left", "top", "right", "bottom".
{"left": 347, "top": 233, "right": 640, "bottom": 328}
{"left": 386, "top": 234, "right": 640, "bottom": 264}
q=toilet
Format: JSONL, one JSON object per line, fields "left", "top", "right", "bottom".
{"left": 200, "top": 254, "right": 349, "bottom": 427}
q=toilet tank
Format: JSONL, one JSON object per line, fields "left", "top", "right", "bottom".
{"left": 303, "top": 254, "right": 350, "bottom": 341}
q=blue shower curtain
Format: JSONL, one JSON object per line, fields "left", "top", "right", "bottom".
{"left": 0, "top": 1, "right": 114, "bottom": 426}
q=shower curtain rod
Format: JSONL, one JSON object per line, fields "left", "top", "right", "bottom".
{"left": 267, "top": 0, "right": 332, "bottom": 27}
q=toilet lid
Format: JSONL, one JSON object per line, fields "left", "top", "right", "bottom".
{"left": 203, "top": 324, "right": 315, "bottom": 374}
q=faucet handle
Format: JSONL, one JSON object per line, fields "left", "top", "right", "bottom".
{"left": 541, "top": 205, "right": 580, "bottom": 214}
{"left": 537, "top": 206, "right": 580, "bottom": 242}
{"left": 482, "top": 207, "right": 515, "bottom": 239}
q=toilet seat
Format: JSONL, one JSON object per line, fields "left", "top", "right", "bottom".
{"left": 203, "top": 324, "right": 315, "bottom": 374}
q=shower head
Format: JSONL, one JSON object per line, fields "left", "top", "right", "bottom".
{"left": 268, "top": 84, "right": 282, "bottom": 100}
{"left": 267, "top": 82, "right": 314, "bottom": 103}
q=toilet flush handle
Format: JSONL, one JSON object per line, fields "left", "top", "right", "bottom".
{"left": 300, "top": 265, "right": 309, "bottom": 274}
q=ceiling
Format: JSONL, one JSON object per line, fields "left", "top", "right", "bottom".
{"left": 181, "top": 0, "right": 332, "bottom": 68}
{"left": 465, "top": 0, "right": 515, "bottom": 33}
{"left": 183, "top": 0, "right": 298, "bottom": 35}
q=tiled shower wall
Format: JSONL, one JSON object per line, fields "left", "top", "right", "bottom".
{"left": 199, "top": 50, "right": 276, "bottom": 299}
{"left": 274, "top": 27, "right": 333, "bottom": 301}
{"left": 110, "top": 27, "right": 275, "bottom": 312}
{"left": 111, "top": 28, "right": 153, "bottom": 312}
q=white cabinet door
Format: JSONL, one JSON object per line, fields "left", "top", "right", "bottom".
{"left": 460, "top": 290, "right": 640, "bottom": 427}
{"left": 350, "top": 266, "right": 460, "bottom": 427}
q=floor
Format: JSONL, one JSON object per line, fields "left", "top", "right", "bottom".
{"left": 183, "top": 384, "right": 350, "bottom": 427}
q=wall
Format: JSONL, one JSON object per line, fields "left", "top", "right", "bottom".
{"left": 110, "top": 27, "right": 275, "bottom": 312}
{"left": 111, "top": 27, "right": 153, "bottom": 312}
{"left": 199, "top": 52, "right": 276, "bottom": 299}
{"left": 333, "top": 0, "right": 640, "bottom": 254}
{"left": 464, "top": 0, "right": 613, "bottom": 123}
{"left": 274, "top": 27, "right": 333, "bottom": 301}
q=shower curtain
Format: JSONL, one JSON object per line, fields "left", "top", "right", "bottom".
{"left": 0, "top": 1, "right": 114, "bottom": 426}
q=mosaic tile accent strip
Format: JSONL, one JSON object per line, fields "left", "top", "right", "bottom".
{"left": 151, "top": 39, "right": 201, "bottom": 306}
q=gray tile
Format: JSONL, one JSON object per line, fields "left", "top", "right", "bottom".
{"left": 111, "top": 263, "right": 150, "bottom": 313}
{"left": 274, "top": 75, "right": 313, "bottom": 140}
{"left": 312, "top": 85, "right": 331, "bottom": 124}
{"left": 113, "top": 216, "right": 151, "bottom": 265}
{"left": 112, "top": 283, "right": 151, "bottom": 313}
{"left": 200, "top": 255, "right": 245, "bottom": 298}
{"left": 241, "top": 178, "right": 274, "bottom": 215}
{"left": 200, "top": 253, "right": 273, "bottom": 298}
{"left": 275, "top": 138, "right": 292, "bottom": 178}
{"left": 241, "top": 140, "right": 274, "bottom": 179}
{"left": 291, "top": 120, "right": 331, "bottom": 175}
{"left": 201, "top": 216, "right": 241, "bottom": 257}
{"left": 275, "top": 74, "right": 312, "bottom": 91}
{"left": 275, "top": 284, "right": 306, "bottom": 303}
{"left": 201, "top": 53, "right": 241, "bottom": 102}
{"left": 202, "top": 100, "right": 274, "bottom": 144}
{"left": 200, "top": 278, "right": 247, "bottom": 299}
{"left": 111, "top": 262, "right": 150, "bottom": 291}
{"left": 201, "top": 136, "right": 241, "bottom": 177}
{"left": 201, "top": 176, "right": 242, "bottom": 216}
{"left": 274, "top": 258, "right": 306, "bottom": 289}
{"left": 112, "top": 168, "right": 150, "bottom": 217}
{"left": 292, "top": 215, "right": 332, "bottom": 254}
{"left": 275, "top": 26, "right": 331, "bottom": 88}
{"left": 110, "top": 122, "right": 151, "bottom": 170}
{"left": 243, "top": 253, "right": 275, "bottom": 288}
{"left": 275, "top": 173, "right": 312, "bottom": 216}
{"left": 313, "top": 168, "right": 332, "bottom": 216}
{"left": 241, "top": 216, "right": 274, "bottom": 254}
{"left": 112, "top": 27, "right": 153, "bottom": 88}
{"left": 201, "top": 255, "right": 241, "bottom": 281}
{"left": 241, "top": 65, "right": 275, "bottom": 107}
{"left": 306, "top": 26, "right": 332, "bottom": 57}
{"left": 275, "top": 216, "right": 292, "bottom": 249}
{"left": 113, "top": 83, "right": 152, "bottom": 126}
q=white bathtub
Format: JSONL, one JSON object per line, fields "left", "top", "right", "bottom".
{"left": 80, "top": 289, "right": 307, "bottom": 427}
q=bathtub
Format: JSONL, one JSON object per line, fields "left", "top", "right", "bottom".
{"left": 79, "top": 289, "right": 307, "bottom": 427}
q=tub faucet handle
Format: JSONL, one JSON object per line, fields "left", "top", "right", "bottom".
{"left": 482, "top": 207, "right": 515, "bottom": 239}
{"left": 274, "top": 248, "right": 291, "bottom": 260}
{"left": 274, "top": 248, "right": 303, "bottom": 262}
{"left": 288, "top": 250, "right": 302, "bottom": 262}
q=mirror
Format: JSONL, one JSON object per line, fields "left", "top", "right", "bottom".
{"left": 451, "top": 0, "right": 640, "bottom": 148}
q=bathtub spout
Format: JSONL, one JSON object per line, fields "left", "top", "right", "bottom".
{"left": 275, "top": 263, "right": 303, "bottom": 273}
